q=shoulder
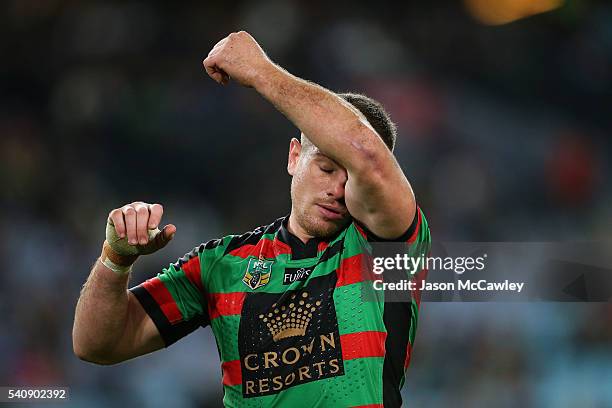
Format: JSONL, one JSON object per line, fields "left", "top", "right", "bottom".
{"left": 170, "top": 217, "right": 284, "bottom": 269}
{"left": 219, "top": 216, "right": 285, "bottom": 256}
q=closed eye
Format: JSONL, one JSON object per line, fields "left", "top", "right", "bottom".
{"left": 319, "top": 166, "right": 333, "bottom": 174}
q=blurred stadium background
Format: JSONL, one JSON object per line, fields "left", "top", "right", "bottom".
{"left": 0, "top": 0, "right": 610, "bottom": 407}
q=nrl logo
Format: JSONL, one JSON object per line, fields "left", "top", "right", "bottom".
{"left": 243, "top": 257, "right": 274, "bottom": 290}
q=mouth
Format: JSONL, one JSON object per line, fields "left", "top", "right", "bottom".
{"left": 316, "top": 204, "right": 346, "bottom": 220}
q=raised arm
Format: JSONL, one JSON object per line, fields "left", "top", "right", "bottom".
{"left": 203, "top": 31, "right": 416, "bottom": 238}
{"left": 73, "top": 202, "right": 175, "bottom": 364}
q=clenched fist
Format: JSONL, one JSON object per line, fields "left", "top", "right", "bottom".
{"left": 102, "top": 202, "right": 176, "bottom": 273}
{"left": 202, "top": 31, "right": 274, "bottom": 87}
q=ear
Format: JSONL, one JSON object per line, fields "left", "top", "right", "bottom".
{"left": 287, "top": 137, "right": 302, "bottom": 176}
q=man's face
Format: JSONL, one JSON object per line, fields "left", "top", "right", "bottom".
{"left": 287, "top": 137, "right": 352, "bottom": 239}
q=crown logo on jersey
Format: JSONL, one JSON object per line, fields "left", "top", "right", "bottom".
{"left": 258, "top": 292, "right": 322, "bottom": 342}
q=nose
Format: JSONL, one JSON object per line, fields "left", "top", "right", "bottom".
{"left": 326, "top": 169, "right": 347, "bottom": 201}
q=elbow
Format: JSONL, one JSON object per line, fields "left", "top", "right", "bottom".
{"left": 74, "top": 350, "right": 122, "bottom": 366}
{"left": 72, "top": 339, "right": 122, "bottom": 366}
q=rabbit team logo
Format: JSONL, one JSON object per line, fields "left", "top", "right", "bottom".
{"left": 238, "top": 274, "right": 344, "bottom": 397}
{"left": 243, "top": 257, "right": 274, "bottom": 290}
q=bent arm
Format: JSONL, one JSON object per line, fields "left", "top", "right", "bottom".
{"left": 72, "top": 259, "right": 164, "bottom": 365}
{"left": 254, "top": 66, "right": 416, "bottom": 238}
{"left": 254, "top": 67, "right": 378, "bottom": 172}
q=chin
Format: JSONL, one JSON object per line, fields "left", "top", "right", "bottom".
{"left": 303, "top": 213, "right": 349, "bottom": 239}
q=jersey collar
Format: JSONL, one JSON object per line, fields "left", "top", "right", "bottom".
{"left": 276, "top": 215, "right": 341, "bottom": 260}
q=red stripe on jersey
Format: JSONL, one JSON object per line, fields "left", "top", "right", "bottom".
{"left": 181, "top": 256, "right": 203, "bottom": 292}
{"left": 411, "top": 267, "right": 428, "bottom": 307}
{"left": 351, "top": 405, "right": 384, "bottom": 408}
{"left": 353, "top": 222, "right": 368, "bottom": 239}
{"left": 336, "top": 254, "right": 377, "bottom": 287}
{"left": 274, "top": 236, "right": 292, "bottom": 256}
{"left": 142, "top": 277, "right": 183, "bottom": 324}
{"left": 317, "top": 241, "right": 329, "bottom": 253}
{"left": 222, "top": 359, "right": 242, "bottom": 386}
{"left": 406, "top": 207, "right": 422, "bottom": 243}
{"left": 207, "top": 292, "right": 246, "bottom": 320}
{"left": 341, "top": 331, "right": 387, "bottom": 360}
{"left": 228, "top": 238, "right": 291, "bottom": 259}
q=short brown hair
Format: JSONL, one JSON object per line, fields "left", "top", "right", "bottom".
{"left": 338, "top": 92, "right": 397, "bottom": 151}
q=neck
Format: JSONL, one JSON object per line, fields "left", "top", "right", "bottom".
{"left": 287, "top": 213, "right": 314, "bottom": 244}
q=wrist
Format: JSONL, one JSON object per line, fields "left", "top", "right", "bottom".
{"left": 252, "top": 62, "right": 283, "bottom": 94}
{"left": 100, "top": 241, "right": 139, "bottom": 275}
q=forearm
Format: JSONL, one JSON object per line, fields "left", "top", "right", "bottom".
{"left": 73, "top": 258, "right": 131, "bottom": 364}
{"left": 255, "top": 65, "right": 384, "bottom": 170}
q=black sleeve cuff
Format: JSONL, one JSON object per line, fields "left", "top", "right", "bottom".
{"left": 130, "top": 285, "right": 209, "bottom": 347}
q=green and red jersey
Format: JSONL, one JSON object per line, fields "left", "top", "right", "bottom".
{"left": 130, "top": 207, "right": 430, "bottom": 407}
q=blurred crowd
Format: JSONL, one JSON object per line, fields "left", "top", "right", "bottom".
{"left": 0, "top": 0, "right": 610, "bottom": 407}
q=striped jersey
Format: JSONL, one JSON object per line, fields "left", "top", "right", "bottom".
{"left": 130, "top": 207, "right": 430, "bottom": 407}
